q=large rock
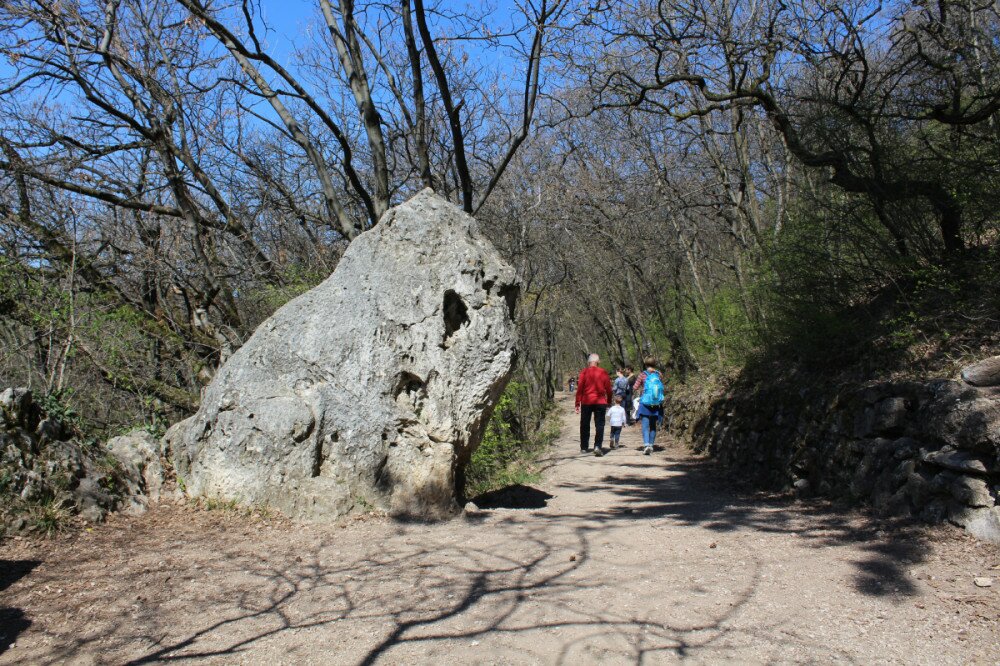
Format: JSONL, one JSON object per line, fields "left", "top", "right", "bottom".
{"left": 961, "top": 356, "right": 1000, "bottom": 387}
{"left": 165, "top": 190, "right": 519, "bottom": 521}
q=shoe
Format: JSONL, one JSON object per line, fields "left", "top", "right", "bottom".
{"left": 594, "top": 447, "right": 605, "bottom": 457}
{"left": 580, "top": 448, "right": 590, "bottom": 453}
{"left": 644, "top": 446, "right": 652, "bottom": 455}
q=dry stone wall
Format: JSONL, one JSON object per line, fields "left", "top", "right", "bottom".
{"left": 666, "top": 356, "right": 1000, "bottom": 543}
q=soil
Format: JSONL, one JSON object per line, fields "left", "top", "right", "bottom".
{"left": 2, "top": 393, "right": 999, "bottom": 664}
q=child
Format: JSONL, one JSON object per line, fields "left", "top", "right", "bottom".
{"left": 607, "top": 395, "right": 626, "bottom": 449}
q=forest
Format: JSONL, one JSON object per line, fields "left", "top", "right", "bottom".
{"left": 1, "top": 0, "right": 998, "bottom": 448}
{"left": 2, "top": 2, "right": 1000, "bottom": 661}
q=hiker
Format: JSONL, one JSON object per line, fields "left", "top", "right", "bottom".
{"left": 607, "top": 395, "right": 626, "bottom": 449}
{"left": 574, "top": 353, "right": 613, "bottom": 456}
{"left": 612, "top": 368, "right": 629, "bottom": 405}
{"left": 632, "top": 357, "right": 666, "bottom": 455}
{"left": 623, "top": 365, "right": 636, "bottom": 425}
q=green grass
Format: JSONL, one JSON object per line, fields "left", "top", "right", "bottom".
{"left": 30, "top": 500, "right": 72, "bottom": 535}
{"left": 464, "top": 385, "right": 559, "bottom": 498}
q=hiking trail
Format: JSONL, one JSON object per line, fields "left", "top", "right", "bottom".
{"left": 2, "top": 393, "right": 998, "bottom": 664}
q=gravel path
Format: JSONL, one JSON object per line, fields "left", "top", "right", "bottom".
{"left": 2, "top": 393, "right": 998, "bottom": 664}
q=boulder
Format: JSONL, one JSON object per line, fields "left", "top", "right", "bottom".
{"left": 950, "top": 475, "right": 995, "bottom": 508}
{"left": 964, "top": 508, "right": 1000, "bottom": 544}
{"left": 1, "top": 387, "right": 39, "bottom": 433}
{"left": 961, "top": 356, "right": 1000, "bottom": 388}
{"left": 873, "top": 397, "right": 908, "bottom": 436}
{"left": 921, "top": 381, "right": 1000, "bottom": 453}
{"left": 165, "top": 190, "right": 519, "bottom": 521}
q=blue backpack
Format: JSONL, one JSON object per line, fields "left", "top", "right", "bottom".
{"left": 640, "top": 371, "right": 664, "bottom": 407}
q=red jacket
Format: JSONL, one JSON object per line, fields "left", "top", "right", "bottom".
{"left": 575, "top": 366, "right": 613, "bottom": 407}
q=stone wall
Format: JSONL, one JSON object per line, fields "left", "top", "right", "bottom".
{"left": 666, "top": 357, "right": 1000, "bottom": 543}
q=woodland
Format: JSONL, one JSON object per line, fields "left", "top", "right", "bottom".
{"left": 1, "top": 0, "right": 999, "bottom": 476}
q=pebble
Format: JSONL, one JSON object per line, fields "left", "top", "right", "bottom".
{"left": 973, "top": 577, "right": 992, "bottom": 588}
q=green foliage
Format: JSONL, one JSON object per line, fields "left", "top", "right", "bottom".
{"left": 39, "top": 389, "right": 83, "bottom": 432}
{"left": 240, "top": 264, "right": 327, "bottom": 330}
{"left": 203, "top": 497, "right": 241, "bottom": 512}
{"left": 464, "top": 381, "right": 557, "bottom": 498}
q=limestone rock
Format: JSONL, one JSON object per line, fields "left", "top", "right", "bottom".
{"left": 923, "top": 448, "right": 988, "bottom": 475}
{"left": 961, "top": 356, "right": 1000, "bottom": 387}
{"left": 165, "top": 190, "right": 519, "bottom": 521}
{"left": 107, "top": 430, "right": 165, "bottom": 503}
{"left": 921, "top": 380, "right": 1000, "bottom": 453}
{"left": 963, "top": 507, "right": 1000, "bottom": 544}
{"left": 1, "top": 388, "right": 136, "bottom": 528}
{"left": 950, "top": 475, "right": 994, "bottom": 508}
{"left": 873, "top": 397, "right": 908, "bottom": 436}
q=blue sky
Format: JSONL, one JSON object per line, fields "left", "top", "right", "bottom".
{"left": 253, "top": 0, "right": 526, "bottom": 59}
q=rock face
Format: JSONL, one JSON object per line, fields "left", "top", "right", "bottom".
{"left": 165, "top": 190, "right": 519, "bottom": 520}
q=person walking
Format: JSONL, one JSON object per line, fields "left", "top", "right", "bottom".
{"left": 575, "top": 353, "right": 613, "bottom": 456}
{"left": 623, "top": 365, "right": 636, "bottom": 426}
{"left": 612, "top": 368, "right": 629, "bottom": 404}
{"left": 607, "top": 396, "right": 626, "bottom": 449}
{"left": 632, "top": 357, "right": 665, "bottom": 455}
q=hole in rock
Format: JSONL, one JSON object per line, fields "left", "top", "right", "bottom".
{"left": 442, "top": 290, "right": 469, "bottom": 344}
{"left": 394, "top": 372, "right": 426, "bottom": 400}
{"left": 500, "top": 284, "right": 519, "bottom": 320}
{"left": 312, "top": 431, "right": 339, "bottom": 477}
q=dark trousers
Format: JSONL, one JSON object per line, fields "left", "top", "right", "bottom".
{"left": 623, "top": 391, "right": 634, "bottom": 424}
{"left": 610, "top": 426, "right": 622, "bottom": 445}
{"left": 580, "top": 404, "right": 607, "bottom": 450}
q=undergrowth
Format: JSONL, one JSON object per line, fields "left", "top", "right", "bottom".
{"left": 464, "top": 381, "right": 558, "bottom": 499}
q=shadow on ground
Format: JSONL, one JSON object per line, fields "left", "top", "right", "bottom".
{"left": 471, "top": 484, "right": 553, "bottom": 509}
{"left": 560, "top": 452, "right": 926, "bottom": 598}
{"left": 0, "top": 559, "right": 38, "bottom": 655}
{"left": 2, "top": 413, "right": 946, "bottom": 665}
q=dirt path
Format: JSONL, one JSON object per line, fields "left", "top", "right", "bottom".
{"left": 2, "top": 393, "right": 999, "bottom": 664}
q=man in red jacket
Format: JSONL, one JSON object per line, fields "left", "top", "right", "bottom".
{"left": 575, "top": 353, "right": 613, "bottom": 456}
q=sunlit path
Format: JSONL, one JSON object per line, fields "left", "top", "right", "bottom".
{"left": 3, "top": 393, "right": 998, "bottom": 664}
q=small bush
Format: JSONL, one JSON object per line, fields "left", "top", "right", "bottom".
{"left": 464, "top": 382, "right": 557, "bottom": 498}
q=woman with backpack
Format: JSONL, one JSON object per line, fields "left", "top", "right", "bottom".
{"left": 632, "top": 357, "right": 665, "bottom": 455}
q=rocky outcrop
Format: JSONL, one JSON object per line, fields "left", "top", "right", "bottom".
{"left": 165, "top": 190, "right": 519, "bottom": 521}
{"left": 667, "top": 358, "right": 1000, "bottom": 543}
{"left": 0, "top": 388, "right": 159, "bottom": 530}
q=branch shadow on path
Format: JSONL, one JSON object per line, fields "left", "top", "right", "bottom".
{"left": 554, "top": 449, "right": 926, "bottom": 599}
{"left": 4, "top": 397, "right": 942, "bottom": 665}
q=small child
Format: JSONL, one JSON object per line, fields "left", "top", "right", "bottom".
{"left": 607, "top": 396, "right": 626, "bottom": 449}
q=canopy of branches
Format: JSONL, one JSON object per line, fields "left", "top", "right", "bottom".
{"left": 1, "top": 0, "right": 998, "bottom": 433}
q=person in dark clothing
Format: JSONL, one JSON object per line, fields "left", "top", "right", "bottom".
{"left": 623, "top": 365, "right": 636, "bottom": 425}
{"left": 574, "top": 353, "right": 613, "bottom": 456}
